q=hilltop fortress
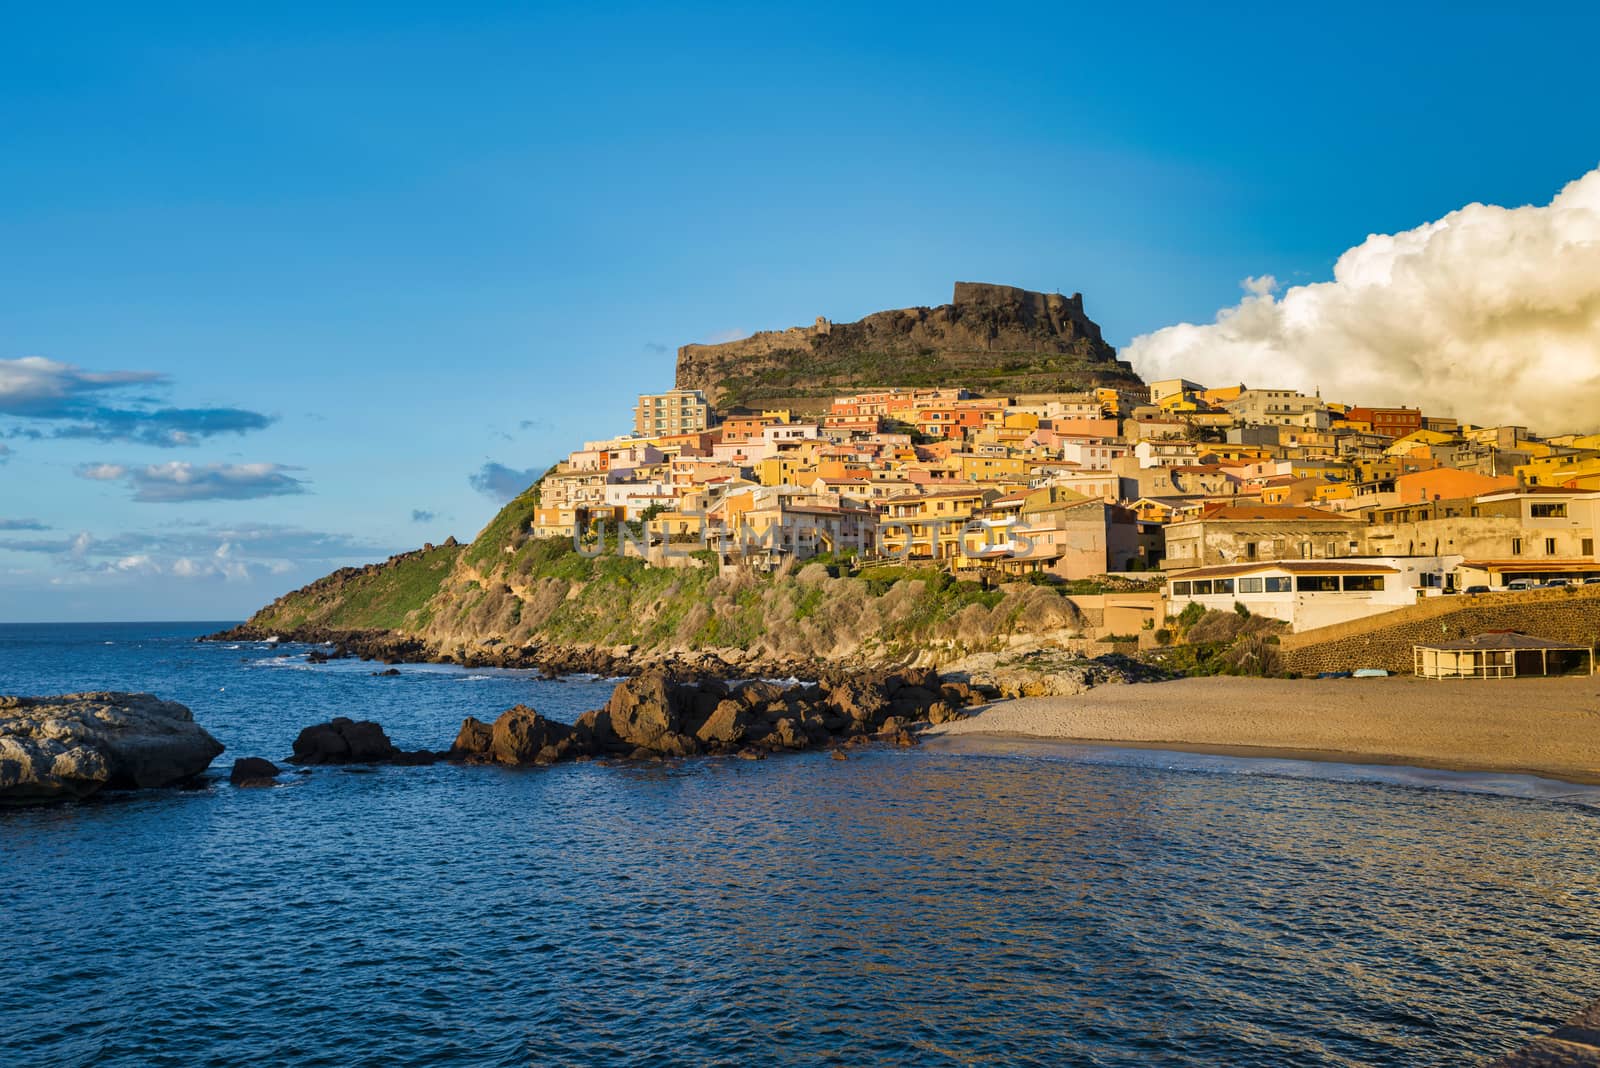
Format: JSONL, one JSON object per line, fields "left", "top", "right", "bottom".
{"left": 675, "top": 282, "right": 1143, "bottom": 410}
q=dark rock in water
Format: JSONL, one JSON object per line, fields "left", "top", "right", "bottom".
{"left": 602, "top": 673, "right": 682, "bottom": 749}
{"left": 695, "top": 699, "right": 755, "bottom": 747}
{"left": 372, "top": 668, "right": 401, "bottom": 677}
{"left": 1, "top": 692, "right": 225, "bottom": 804}
{"left": 489, "top": 704, "right": 572, "bottom": 765}
{"left": 289, "top": 717, "right": 429, "bottom": 766}
{"left": 449, "top": 717, "right": 494, "bottom": 761}
{"left": 229, "top": 757, "right": 281, "bottom": 786}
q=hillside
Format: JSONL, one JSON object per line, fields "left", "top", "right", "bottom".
{"left": 676, "top": 281, "right": 1143, "bottom": 409}
{"left": 229, "top": 486, "right": 1126, "bottom": 675}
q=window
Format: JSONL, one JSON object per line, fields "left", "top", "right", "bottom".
{"left": 1239, "top": 577, "right": 1264, "bottom": 593}
{"left": 1296, "top": 575, "right": 1341, "bottom": 592}
{"left": 1585, "top": 539, "right": 1595, "bottom": 556}
{"left": 1172, "top": 581, "right": 1192, "bottom": 596}
{"left": 1546, "top": 538, "right": 1557, "bottom": 555}
{"left": 1192, "top": 580, "right": 1214, "bottom": 595}
{"left": 1300, "top": 541, "right": 1312, "bottom": 559}
{"left": 1215, "top": 579, "right": 1235, "bottom": 594}
{"left": 1342, "top": 575, "right": 1385, "bottom": 592}
{"left": 1512, "top": 538, "right": 1523, "bottom": 556}
{"left": 1245, "top": 541, "right": 1258, "bottom": 560}
{"left": 1264, "top": 576, "right": 1292, "bottom": 593}
{"left": 1531, "top": 503, "right": 1568, "bottom": 518}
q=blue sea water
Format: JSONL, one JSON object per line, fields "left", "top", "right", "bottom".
{"left": 2, "top": 621, "right": 1599, "bottom": 1067}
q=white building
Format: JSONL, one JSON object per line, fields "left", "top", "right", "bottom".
{"left": 1223, "top": 389, "right": 1331, "bottom": 430}
{"left": 1166, "top": 560, "right": 1416, "bottom": 632}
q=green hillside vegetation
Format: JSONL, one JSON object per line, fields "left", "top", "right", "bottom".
{"left": 241, "top": 481, "right": 1129, "bottom": 665}
{"left": 247, "top": 542, "right": 465, "bottom": 633}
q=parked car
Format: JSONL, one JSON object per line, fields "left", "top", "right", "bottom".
{"left": 1583, "top": 576, "right": 1600, "bottom": 585}
{"left": 1505, "top": 579, "right": 1536, "bottom": 591}
{"left": 1463, "top": 585, "right": 1491, "bottom": 595}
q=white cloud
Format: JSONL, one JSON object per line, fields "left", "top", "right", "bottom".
{"left": 75, "top": 461, "right": 307, "bottom": 502}
{"left": 1126, "top": 165, "right": 1600, "bottom": 432}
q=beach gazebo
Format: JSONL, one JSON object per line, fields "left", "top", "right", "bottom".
{"left": 1413, "top": 631, "right": 1596, "bottom": 680}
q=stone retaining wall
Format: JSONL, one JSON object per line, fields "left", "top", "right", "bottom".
{"left": 1279, "top": 587, "right": 1600, "bottom": 676}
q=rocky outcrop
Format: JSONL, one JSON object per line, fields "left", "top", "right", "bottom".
{"left": 288, "top": 718, "right": 439, "bottom": 766}
{"left": 444, "top": 668, "right": 982, "bottom": 766}
{"left": 675, "top": 281, "right": 1142, "bottom": 407}
{"left": 0, "top": 693, "right": 224, "bottom": 804}
{"left": 229, "top": 757, "right": 281, "bottom": 786}
{"left": 1488, "top": 997, "right": 1600, "bottom": 1067}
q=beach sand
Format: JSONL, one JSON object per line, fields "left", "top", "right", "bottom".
{"left": 928, "top": 675, "right": 1600, "bottom": 785}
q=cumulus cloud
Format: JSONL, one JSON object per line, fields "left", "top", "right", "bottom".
{"left": 0, "top": 356, "right": 272, "bottom": 446}
{"left": 0, "top": 518, "right": 50, "bottom": 531}
{"left": 468, "top": 461, "right": 543, "bottom": 501}
{"left": 411, "top": 509, "right": 437, "bottom": 523}
{"left": 76, "top": 461, "right": 308, "bottom": 502}
{"left": 1126, "top": 166, "right": 1600, "bottom": 432}
{"left": 0, "top": 521, "right": 390, "bottom": 582}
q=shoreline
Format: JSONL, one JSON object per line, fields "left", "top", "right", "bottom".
{"left": 927, "top": 675, "right": 1600, "bottom": 788}
{"left": 929, "top": 732, "right": 1600, "bottom": 789}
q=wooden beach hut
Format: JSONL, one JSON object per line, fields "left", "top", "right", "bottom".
{"left": 1413, "top": 631, "right": 1595, "bottom": 680}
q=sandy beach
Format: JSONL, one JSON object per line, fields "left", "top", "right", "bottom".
{"left": 929, "top": 675, "right": 1600, "bottom": 785}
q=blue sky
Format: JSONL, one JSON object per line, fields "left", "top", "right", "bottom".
{"left": 3, "top": 3, "right": 1598, "bottom": 621}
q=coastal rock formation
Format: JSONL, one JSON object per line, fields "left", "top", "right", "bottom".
{"left": 289, "top": 717, "right": 439, "bottom": 766}
{"left": 676, "top": 281, "right": 1143, "bottom": 408}
{"left": 442, "top": 669, "right": 980, "bottom": 766}
{"left": 229, "top": 757, "right": 282, "bottom": 786}
{"left": 0, "top": 692, "right": 224, "bottom": 804}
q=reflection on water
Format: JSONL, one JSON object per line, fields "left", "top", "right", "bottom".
{"left": 2, "top": 623, "right": 1598, "bottom": 1066}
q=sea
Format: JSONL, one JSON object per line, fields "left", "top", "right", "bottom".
{"left": 3, "top": 621, "right": 1598, "bottom": 1067}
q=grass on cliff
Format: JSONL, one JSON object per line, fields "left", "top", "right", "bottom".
{"left": 250, "top": 543, "right": 465, "bottom": 632}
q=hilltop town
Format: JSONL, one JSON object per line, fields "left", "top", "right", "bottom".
{"left": 535, "top": 374, "right": 1600, "bottom": 642}
{"left": 233, "top": 287, "right": 1600, "bottom": 682}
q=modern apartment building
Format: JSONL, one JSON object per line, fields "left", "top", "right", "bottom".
{"left": 634, "top": 389, "right": 714, "bottom": 437}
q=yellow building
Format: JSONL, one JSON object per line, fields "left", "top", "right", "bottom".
{"left": 752, "top": 456, "right": 809, "bottom": 487}
{"left": 1519, "top": 451, "right": 1600, "bottom": 489}
{"left": 951, "top": 453, "right": 1031, "bottom": 481}
{"left": 878, "top": 487, "right": 998, "bottom": 561}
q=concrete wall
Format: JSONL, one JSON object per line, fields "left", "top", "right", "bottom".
{"left": 1279, "top": 586, "right": 1600, "bottom": 675}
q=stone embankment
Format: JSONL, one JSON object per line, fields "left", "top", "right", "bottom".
{"left": 0, "top": 693, "right": 224, "bottom": 804}
{"left": 1280, "top": 585, "right": 1600, "bottom": 676}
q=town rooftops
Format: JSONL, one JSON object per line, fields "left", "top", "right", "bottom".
{"left": 1173, "top": 561, "right": 1399, "bottom": 581}
{"left": 880, "top": 487, "right": 992, "bottom": 504}
{"left": 1192, "top": 504, "right": 1354, "bottom": 521}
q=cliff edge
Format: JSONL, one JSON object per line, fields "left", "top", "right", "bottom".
{"left": 676, "top": 281, "right": 1142, "bottom": 409}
